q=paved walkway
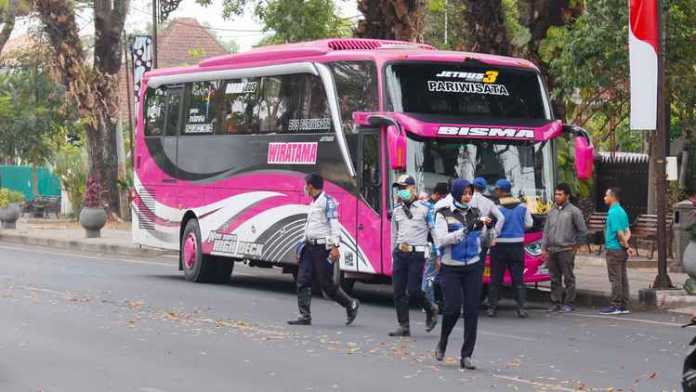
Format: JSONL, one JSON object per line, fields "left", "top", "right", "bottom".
{"left": 0, "top": 218, "right": 691, "bottom": 312}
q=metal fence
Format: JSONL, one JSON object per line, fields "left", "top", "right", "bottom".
{"left": 594, "top": 152, "right": 649, "bottom": 223}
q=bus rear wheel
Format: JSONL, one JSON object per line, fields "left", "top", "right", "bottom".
{"left": 181, "top": 219, "right": 233, "bottom": 283}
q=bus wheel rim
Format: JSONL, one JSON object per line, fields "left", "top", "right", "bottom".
{"left": 183, "top": 232, "right": 197, "bottom": 269}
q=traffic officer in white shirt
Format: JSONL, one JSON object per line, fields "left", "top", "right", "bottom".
{"left": 389, "top": 175, "right": 439, "bottom": 337}
{"left": 288, "top": 173, "right": 360, "bottom": 326}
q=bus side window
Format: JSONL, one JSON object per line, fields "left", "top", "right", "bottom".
{"left": 221, "top": 78, "right": 260, "bottom": 135}
{"left": 258, "top": 75, "right": 304, "bottom": 134}
{"left": 302, "top": 75, "right": 332, "bottom": 130}
{"left": 182, "top": 81, "right": 220, "bottom": 136}
{"left": 330, "top": 62, "right": 378, "bottom": 133}
{"left": 163, "top": 88, "right": 183, "bottom": 136}
{"left": 145, "top": 87, "right": 167, "bottom": 137}
{"left": 361, "top": 132, "right": 381, "bottom": 212}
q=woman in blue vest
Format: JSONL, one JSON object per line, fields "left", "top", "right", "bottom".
{"left": 433, "top": 179, "right": 490, "bottom": 370}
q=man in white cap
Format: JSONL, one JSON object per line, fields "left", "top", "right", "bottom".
{"left": 389, "top": 174, "right": 439, "bottom": 337}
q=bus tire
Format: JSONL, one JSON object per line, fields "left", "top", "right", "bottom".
{"left": 211, "top": 257, "right": 234, "bottom": 284}
{"left": 181, "top": 218, "right": 217, "bottom": 283}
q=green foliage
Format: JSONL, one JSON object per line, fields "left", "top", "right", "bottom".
{"left": 0, "top": 188, "right": 24, "bottom": 208}
{"left": 199, "top": 0, "right": 350, "bottom": 44}
{"left": 53, "top": 142, "right": 86, "bottom": 215}
{"left": 555, "top": 137, "right": 592, "bottom": 199}
{"left": 0, "top": 67, "right": 69, "bottom": 167}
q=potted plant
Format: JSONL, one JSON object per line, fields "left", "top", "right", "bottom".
{"left": 79, "top": 176, "right": 107, "bottom": 238}
{"left": 682, "top": 196, "right": 696, "bottom": 293}
{"left": 0, "top": 188, "right": 24, "bottom": 229}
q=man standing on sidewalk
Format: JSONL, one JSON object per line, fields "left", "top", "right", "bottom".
{"left": 600, "top": 187, "right": 636, "bottom": 315}
{"left": 542, "top": 183, "right": 588, "bottom": 313}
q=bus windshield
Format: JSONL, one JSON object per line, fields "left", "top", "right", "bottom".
{"left": 405, "top": 137, "right": 554, "bottom": 212}
{"left": 385, "top": 62, "right": 550, "bottom": 124}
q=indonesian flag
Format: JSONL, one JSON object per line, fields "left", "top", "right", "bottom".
{"left": 629, "top": 0, "right": 659, "bottom": 130}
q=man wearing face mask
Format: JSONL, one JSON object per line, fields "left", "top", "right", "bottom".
{"left": 389, "top": 175, "right": 439, "bottom": 337}
{"left": 288, "top": 173, "right": 360, "bottom": 326}
{"left": 434, "top": 179, "right": 490, "bottom": 370}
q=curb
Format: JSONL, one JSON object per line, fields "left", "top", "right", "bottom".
{"left": 0, "top": 232, "right": 174, "bottom": 259}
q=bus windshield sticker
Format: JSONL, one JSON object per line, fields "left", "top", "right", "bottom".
{"left": 267, "top": 142, "right": 318, "bottom": 165}
{"left": 225, "top": 81, "right": 257, "bottom": 94}
{"left": 184, "top": 123, "right": 213, "bottom": 134}
{"left": 208, "top": 231, "right": 264, "bottom": 258}
{"left": 437, "top": 126, "right": 534, "bottom": 139}
{"left": 428, "top": 69, "right": 508, "bottom": 96}
{"left": 288, "top": 118, "right": 331, "bottom": 132}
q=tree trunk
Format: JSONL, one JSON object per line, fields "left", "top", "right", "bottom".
{"left": 35, "top": 0, "right": 129, "bottom": 217}
{"left": 460, "top": 0, "right": 512, "bottom": 55}
{"left": 516, "top": 0, "right": 583, "bottom": 122}
{"left": 0, "top": 0, "right": 17, "bottom": 54}
{"left": 355, "top": 0, "right": 426, "bottom": 41}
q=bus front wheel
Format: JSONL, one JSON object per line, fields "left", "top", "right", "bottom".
{"left": 181, "top": 219, "right": 232, "bottom": 283}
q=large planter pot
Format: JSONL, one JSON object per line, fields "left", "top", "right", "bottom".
{"left": 79, "top": 207, "right": 107, "bottom": 238}
{"left": 0, "top": 203, "right": 21, "bottom": 229}
{"left": 685, "top": 241, "right": 696, "bottom": 277}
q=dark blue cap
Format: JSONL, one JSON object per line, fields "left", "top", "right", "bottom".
{"left": 393, "top": 174, "right": 416, "bottom": 187}
{"left": 495, "top": 178, "right": 512, "bottom": 192}
{"left": 473, "top": 177, "right": 488, "bottom": 191}
{"left": 451, "top": 179, "right": 472, "bottom": 203}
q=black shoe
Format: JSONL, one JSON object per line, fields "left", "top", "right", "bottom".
{"left": 515, "top": 309, "right": 529, "bottom": 319}
{"left": 487, "top": 308, "right": 496, "bottom": 318}
{"left": 425, "top": 306, "right": 438, "bottom": 333}
{"left": 346, "top": 300, "right": 360, "bottom": 326}
{"left": 388, "top": 325, "right": 410, "bottom": 337}
{"left": 460, "top": 357, "right": 476, "bottom": 370}
{"left": 435, "top": 341, "right": 446, "bottom": 361}
{"left": 287, "top": 317, "right": 311, "bottom": 325}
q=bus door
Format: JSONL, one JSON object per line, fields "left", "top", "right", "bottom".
{"left": 354, "top": 130, "right": 383, "bottom": 275}
{"left": 160, "top": 85, "right": 184, "bottom": 203}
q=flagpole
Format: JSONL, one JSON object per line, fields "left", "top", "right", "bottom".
{"left": 152, "top": 0, "right": 158, "bottom": 69}
{"left": 653, "top": 0, "right": 672, "bottom": 289}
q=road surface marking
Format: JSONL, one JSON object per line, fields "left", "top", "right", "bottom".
{"left": 493, "top": 375, "right": 578, "bottom": 391}
{"left": 566, "top": 312, "right": 683, "bottom": 327}
{"left": 480, "top": 331, "right": 537, "bottom": 342}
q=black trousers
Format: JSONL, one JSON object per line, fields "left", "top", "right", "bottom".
{"left": 392, "top": 250, "right": 429, "bottom": 326}
{"left": 488, "top": 242, "right": 525, "bottom": 309}
{"left": 439, "top": 262, "right": 484, "bottom": 359}
{"left": 297, "top": 244, "right": 351, "bottom": 309}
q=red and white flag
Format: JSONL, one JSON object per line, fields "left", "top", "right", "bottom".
{"left": 629, "top": 0, "right": 659, "bottom": 130}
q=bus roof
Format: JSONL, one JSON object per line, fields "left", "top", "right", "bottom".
{"left": 144, "top": 38, "right": 539, "bottom": 80}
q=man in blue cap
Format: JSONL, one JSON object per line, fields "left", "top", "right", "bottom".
{"left": 389, "top": 174, "right": 439, "bottom": 337}
{"left": 470, "top": 177, "right": 505, "bottom": 265}
{"left": 488, "top": 178, "right": 533, "bottom": 318}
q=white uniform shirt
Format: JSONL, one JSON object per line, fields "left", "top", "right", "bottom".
{"left": 470, "top": 191, "right": 505, "bottom": 236}
{"left": 303, "top": 191, "right": 341, "bottom": 246}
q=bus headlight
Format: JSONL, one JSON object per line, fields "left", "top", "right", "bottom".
{"left": 525, "top": 241, "right": 543, "bottom": 257}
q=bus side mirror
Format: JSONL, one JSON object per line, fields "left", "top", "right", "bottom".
{"left": 387, "top": 125, "right": 407, "bottom": 170}
{"left": 563, "top": 125, "right": 594, "bottom": 181}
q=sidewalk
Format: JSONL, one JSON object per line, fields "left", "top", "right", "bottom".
{"left": 0, "top": 218, "right": 174, "bottom": 259}
{"left": 0, "top": 219, "right": 692, "bottom": 312}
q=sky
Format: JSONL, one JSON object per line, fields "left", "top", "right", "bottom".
{"left": 125, "top": 0, "right": 360, "bottom": 51}
{"left": 8, "top": 1, "right": 359, "bottom": 52}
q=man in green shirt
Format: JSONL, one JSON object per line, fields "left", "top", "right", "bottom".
{"left": 600, "top": 187, "right": 636, "bottom": 315}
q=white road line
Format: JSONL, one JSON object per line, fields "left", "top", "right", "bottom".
{"left": 0, "top": 243, "right": 258, "bottom": 277}
{"left": 479, "top": 331, "right": 537, "bottom": 342}
{"left": 0, "top": 244, "right": 175, "bottom": 267}
{"left": 492, "top": 375, "right": 578, "bottom": 392}
{"left": 565, "top": 312, "right": 684, "bottom": 327}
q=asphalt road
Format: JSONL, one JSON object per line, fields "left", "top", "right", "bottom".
{"left": 0, "top": 243, "right": 692, "bottom": 392}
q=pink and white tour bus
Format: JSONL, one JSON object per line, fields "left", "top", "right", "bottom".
{"left": 132, "top": 38, "right": 594, "bottom": 289}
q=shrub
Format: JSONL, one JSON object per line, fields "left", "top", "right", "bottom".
{"left": 0, "top": 188, "right": 25, "bottom": 208}
{"left": 83, "top": 175, "right": 102, "bottom": 208}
